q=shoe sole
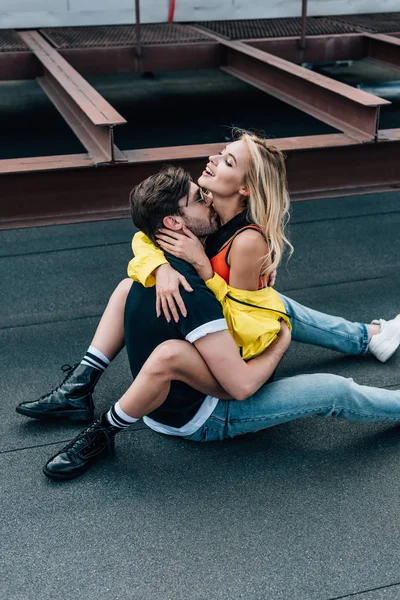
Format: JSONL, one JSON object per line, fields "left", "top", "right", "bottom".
{"left": 42, "top": 463, "right": 91, "bottom": 481}
{"left": 15, "top": 406, "right": 93, "bottom": 422}
{"left": 43, "top": 447, "right": 113, "bottom": 481}
{"left": 371, "top": 339, "right": 400, "bottom": 362}
{"left": 370, "top": 330, "right": 400, "bottom": 363}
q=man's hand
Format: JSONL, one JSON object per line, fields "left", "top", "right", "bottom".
{"left": 155, "top": 264, "right": 193, "bottom": 323}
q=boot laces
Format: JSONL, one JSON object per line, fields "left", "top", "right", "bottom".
{"left": 38, "top": 363, "right": 79, "bottom": 400}
{"left": 63, "top": 421, "right": 115, "bottom": 459}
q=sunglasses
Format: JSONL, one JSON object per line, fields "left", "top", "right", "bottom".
{"left": 179, "top": 187, "right": 209, "bottom": 209}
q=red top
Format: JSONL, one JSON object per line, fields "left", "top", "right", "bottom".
{"left": 210, "top": 225, "right": 269, "bottom": 289}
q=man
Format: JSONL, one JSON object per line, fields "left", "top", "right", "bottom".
{"left": 37, "top": 166, "right": 292, "bottom": 480}
{"left": 27, "top": 165, "right": 400, "bottom": 482}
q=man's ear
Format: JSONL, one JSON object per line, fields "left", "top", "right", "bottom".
{"left": 162, "top": 215, "right": 184, "bottom": 231}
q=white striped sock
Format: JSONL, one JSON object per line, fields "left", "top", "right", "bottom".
{"left": 106, "top": 401, "right": 139, "bottom": 429}
{"left": 81, "top": 345, "right": 111, "bottom": 372}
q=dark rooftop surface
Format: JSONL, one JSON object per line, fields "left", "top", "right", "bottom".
{"left": 1, "top": 189, "right": 400, "bottom": 600}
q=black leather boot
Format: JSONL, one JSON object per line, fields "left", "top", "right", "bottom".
{"left": 43, "top": 412, "right": 119, "bottom": 481}
{"left": 16, "top": 363, "right": 102, "bottom": 422}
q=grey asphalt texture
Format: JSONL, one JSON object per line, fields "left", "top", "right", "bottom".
{"left": 1, "top": 189, "right": 400, "bottom": 600}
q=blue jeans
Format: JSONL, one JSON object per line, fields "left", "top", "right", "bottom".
{"left": 186, "top": 374, "right": 400, "bottom": 442}
{"left": 186, "top": 296, "right": 392, "bottom": 442}
{"left": 279, "top": 293, "right": 369, "bottom": 355}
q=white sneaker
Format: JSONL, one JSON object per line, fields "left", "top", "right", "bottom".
{"left": 369, "top": 314, "right": 400, "bottom": 362}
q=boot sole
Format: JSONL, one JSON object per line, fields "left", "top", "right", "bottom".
{"left": 43, "top": 446, "right": 114, "bottom": 481}
{"left": 43, "top": 463, "right": 91, "bottom": 481}
{"left": 370, "top": 331, "right": 400, "bottom": 363}
{"left": 15, "top": 406, "right": 93, "bottom": 422}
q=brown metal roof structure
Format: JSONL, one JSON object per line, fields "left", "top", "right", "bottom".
{"left": 1, "top": 14, "right": 400, "bottom": 229}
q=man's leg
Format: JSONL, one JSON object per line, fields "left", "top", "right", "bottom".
{"left": 16, "top": 278, "right": 133, "bottom": 422}
{"left": 279, "top": 293, "right": 400, "bottom": 361}
{"left": 42, "top": 339, "right": 229, "bottom": 481}
{"left": 41, "top": 335, "right": 400, "bottom": 479}
{"left": 187, "top": 372, "right": 400, "bottom": 442}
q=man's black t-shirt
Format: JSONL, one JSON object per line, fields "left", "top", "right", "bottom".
{"left": 124, "top": 254, "right": 227, "bottom": 428}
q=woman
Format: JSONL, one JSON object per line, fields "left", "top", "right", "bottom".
{"left": 130, "top": 132, "right": 293, "bottom": 361}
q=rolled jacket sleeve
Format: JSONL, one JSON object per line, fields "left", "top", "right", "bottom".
{"left": 205, "top": 272, "right": 229, "bottom": 303}
{"left": 127, "top": 231, "right": 168, "bottom": 287}
{"left": 206, "top": 272, "right": 292, "bottom": 361}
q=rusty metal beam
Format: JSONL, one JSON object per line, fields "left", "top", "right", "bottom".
{"left": 0, "top": 134, "right": 355, "bottom": 176}
{"left": 286, "top": 129, "right": 400, "bottom": 199}
{"left": 0, "top": 42, "right": 222, "bottom": 80}
{"left": 364, "top": 33, "right": 400, "bottom": 71}
{"left": 0, "top": 31, "right": 398, "bottom": 82}
{"left": 0, "top": 51, "right": 39, "bottom": 80}
{"left": 0, "top": 33, "right": 371, "bottom": 81}
{"left": 1, "top": 131, "right": 400, "bottom": 230}
{"left": 219, "top": 39, "right": 389, "bottom": 142}
{"left": 122, "top": 133, "right": 360, "bottom": 164}
{"left": 18, "top": 30, "right": 127, "bottom": 164}
{"left": 0, "top": 34, "right": 368, "bottom": 81}
{"left": 62, "top": 43, "right": 222, "bottom": 76}
{"left": 248, "top": 34, "right": 365, "bottom": 64}
{"left": 0, "top": 154, "right": 93, "bottom": 175}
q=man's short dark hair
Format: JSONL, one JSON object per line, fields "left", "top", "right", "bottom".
{"left": 129, "top": 165, "right": 191, "bottom": 243}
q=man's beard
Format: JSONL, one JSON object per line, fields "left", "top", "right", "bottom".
{"left": 183, "top": 215, "right": 220, "bottom": 238}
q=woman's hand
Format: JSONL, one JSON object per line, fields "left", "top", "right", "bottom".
{"left": 155, "top": 263, "right": 193, "bottom": 323}
{"left": 268, "top": 269, "right": 277, "bottom": 288}
{"left": 278, "top": 320, "right": 292, "bottom": 350}
{"left": 156, "top": 227, "right": 213, "bottom": 281}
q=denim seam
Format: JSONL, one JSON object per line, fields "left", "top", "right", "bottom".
{"left": 208, "top": 415, "right": 226, "bottom": 425}
{"left": 204, "top": 427, "right": 222, "bottom": 435}
{"left": 337, "top": 407, "right": 400, "bottom": 421}
{"left": 231, "top": 405, "right": 400, "bottom": 424}
{"left": 224, "top": 401, "right": 231, "bottom": 438}
{"left": 359, "top": 323, "right": 369, "bottom": 356}
{"left": 230, "top": 406, "right": 331, "bottom": 423}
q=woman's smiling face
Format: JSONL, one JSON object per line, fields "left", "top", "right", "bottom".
{"left": 198, "top": 139, "right": 250, "bottom": 199}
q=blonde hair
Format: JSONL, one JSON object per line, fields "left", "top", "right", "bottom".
{"left": 238, "top": 131, "right": 293, "bottom": 276}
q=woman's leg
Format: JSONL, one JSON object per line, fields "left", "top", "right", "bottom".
{"left": 118, "top": 339, "right": 229, "bottom": 419}
{"left": 90, "top": 277, "right": 132, "bottom": 360}
{"left": 278, "top": 293, "right": 372, "bottom": 356}
{"left": 279, "top": 293, "right": 400, "bottom": 362}
{"left": 16, "top": 278, "right": 133, "bottom": 421}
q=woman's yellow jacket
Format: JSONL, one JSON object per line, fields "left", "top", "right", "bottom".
{"left": 127, "top": 232, "right": 292, "bottom": 361}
